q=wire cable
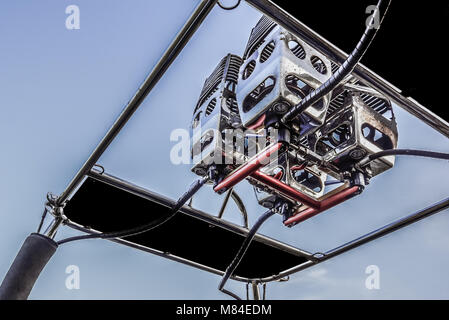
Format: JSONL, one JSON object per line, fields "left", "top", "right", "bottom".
{"left": 281, "top": 0, "right": 391, "bottom": 124}
{"left": 218, "top": 208, "right": 276, "bottom": 300}
{"left": 218, "top": 188, "right": 249, "bottom": 228}
{"left": 218, "top": 188, "right": 233, "bottom": 219}
{"left": 57, "top": 176, "right": 209, "bottom": 245}
{"left": 361, "top": 149, "right": 449, "bottom": 166}
{"left": 230, "top": 190, "right": 249, "bottom": 228}
{"left": 36, "top": 207, "right": 48, "bottom": 234}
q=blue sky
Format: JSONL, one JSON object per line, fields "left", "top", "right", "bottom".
{"left": 1, "top": 0, "right": 449, "bottom": 299}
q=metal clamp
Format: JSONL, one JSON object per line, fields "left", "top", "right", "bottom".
{"left": 39, "top": 193, "right": 67, "bottom": 239}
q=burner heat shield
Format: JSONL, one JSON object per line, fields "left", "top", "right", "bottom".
{"left": 191, "top": 54, "right": 243, "bottom": 176}
{"left": 309, "top": 88, "right": 398, "bottom": 177}
{"left": 236, "top": 16, "right": 333, "bottom": 134}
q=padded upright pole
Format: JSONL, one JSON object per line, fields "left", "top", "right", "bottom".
{"left": 0, "top": 233, "right": 58, "bottom": 300}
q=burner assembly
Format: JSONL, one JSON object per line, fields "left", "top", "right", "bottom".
{"left": 190, "top": 15, "right": 399, "bottom": 226}
{"left": 190, "top": 54, "right": 244, "bottom": 177}
{"left": 308, "top": 86, "right": 398, "bottom": 178}
{"left": 5, "top": 0, "right": 449, "bottom": 302}
{"left": 236, "top": 15, "right": 333, "bottom": 133}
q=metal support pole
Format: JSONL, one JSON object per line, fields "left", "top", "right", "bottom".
{"left": 44, "top": 217, "right": 63, "bottom": 239}
{"left": 259, "top": 196, "right": 449, "bottom": 283}
{"left": 323, "top": 197, "right": 449, "bottom": 259}
{"left": 56, "top": 0, "right": 218, "bottom": 205}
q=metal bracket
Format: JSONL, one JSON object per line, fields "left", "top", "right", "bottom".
{"left": 38, "top": 193, "right": 67, "bottom": 239}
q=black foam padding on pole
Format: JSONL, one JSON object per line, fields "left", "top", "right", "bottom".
{"left": 0, "top": 233, "right": 58, "bottom": 300}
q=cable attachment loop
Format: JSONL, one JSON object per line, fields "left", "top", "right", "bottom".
{"left": 217, "top": 0, "right": 241, "bottom": 11}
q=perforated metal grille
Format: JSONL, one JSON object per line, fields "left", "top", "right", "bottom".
{"left": 242, "top": 60, "right": 256, "bottom": 80}
{"left": 327, "top": 92, "right": 346, "bottom": 116}
{"left": 288, "top": 40, "right": 306, "bottom": 60}
{"left": 360, "top": 93, "right": 391, "bottom": 115}
{"left": 194, "top": 54, "right": 242, "bottom": 114}
{"left": 260, "top": 41, "right": 275, "bottom": 63}
{"left": 311, "top": 56, "right": 327, "bottom": 74}
{"left": 205, "top": 98, "right": 217, "bottom": 116}
{"left": 243, "top": 15, "right": 277, "bottom": 59}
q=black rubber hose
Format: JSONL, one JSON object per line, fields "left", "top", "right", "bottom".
{"left": 281, "top": 0, "right": 391, "bottom": 124}
{"left": 230, "top": 190, "right": 249, "bottom": 228}
{"left": 0, "top": 233, "right": 58, "bottom": 300}
{"left": 218, "top": 209, "right": 276, "bottom": 300}
{"left": 366, "top": 149, "right": 449, "bottom": 164}
{"left": 57, "top": 175, "right": 209, "bottom": 245}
